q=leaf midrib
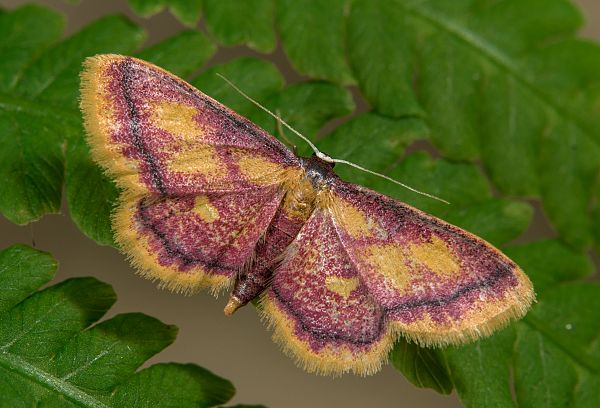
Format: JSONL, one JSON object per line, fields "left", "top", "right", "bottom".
{"left": 0, "top": 351, "right": 110, "bottom": 408}
{"left": 400, "top": 1, "right": 598, "bottom": 147}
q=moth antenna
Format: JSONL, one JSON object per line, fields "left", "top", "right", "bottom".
{"left": 332, "top": 158, "right": 450, "bottom": 204}
{"left": 216, "top": 73, "right": 326, "bottom": 159}
{"left": 216, "top": 73, "right": 449, "bottom": 205}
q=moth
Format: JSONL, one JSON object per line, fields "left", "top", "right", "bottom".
{"left": 80, "top": 55, "right": 534, "bottom": 376}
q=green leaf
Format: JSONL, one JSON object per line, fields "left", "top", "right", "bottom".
{"left": 277, "top": 0, "right": 355, "bottom": 84}
{"left": 0, "top": 8, "right": 145, "bottom": 225}
{"left": 249, "top": 81, "right": 355, "bottom": 156}
{"left": 127, "top": 0, "right": 165, "bottom": 15}
{"left": 538, "top": 120, "right": 600, "bottom": 249}
{"left": 0, "top": 5, "right": 70, "bottom": 225}
{"left": 419, "top": 33, "right": 483, "bottom": 160}
{"left": 0, "top": 245, "right": 55, "bottom": 314}
{"left": 14, "top": 15, "right": 145, "bottom": 108}
{"left": 317, "top": 113, "right": 427, "bottom": 187}
{"left": 444, "top": 199, "right": 533, "bottom": 246}
{"left": 0, "top": 4, "right": 64, "bottom": 93}
{"left": 505, "top": 239, "right": 595, "bottom": 295}
{"left": 0, "top": 104, "right": 74, "bottom": 224}
{"left": 368, "top": 152, "right": 492, "bottom": 217}
{"left": 65, "top": 134, "right": 118, "bottom": 246}
{"left": 0, "top": 278, "right": 116, "bottom": 368}
{"left": 441, "top": 327, "right": 517, "bottom": 408}
{"left": 52, "top": 313, "right": 177, "bottom": 391}
{"left": 479, "top": 74, "right": 545, "bottom": 196}
{"left": 592, "top": 182, "right": 600, "bottom": 255}
{"left": 514, "top": 323, "right": 577, "bottom": 407}
{"left": 525, "top": 39, "right": 600, "bottom": 140}
{"left": 0, "top": 244, "right": 240, "bottom": 407}
{"left": 192, "top": 57, "right": 284, "bottom": 116}
{"left": 126, "top": 0, "right": 203, "bottom": 27}
{"left": 391, "top": 339, "right": 452, "bottom": 394}
{"left": 514, "top": 283, "right": 600, "bottom": 407}
{"left": 203, "top": 0, "right": 276, "bottom": 52}
{"left": 137, "top": 30, "right": 216, "bottom": 78}
{"left": 441, "top": 282, "right": 600, "bottom": 408}
{"left": 66, "top": 29, "right": 215, "bottom": 246}
{"left": 347, "top": 0, "right": 422, "bottom": 117}
{"left": 377, "top": 0, "right": 600, "bottom": 249}
{"left": 111, "top": 363, "right": 235, "bottom": 407}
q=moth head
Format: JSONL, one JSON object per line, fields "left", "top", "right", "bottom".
{"left": 302, "top": 155, "right": 338, "bottom": 189}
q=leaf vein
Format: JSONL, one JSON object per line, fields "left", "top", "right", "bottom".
{"left": 400, "top": 2, "right": 598, "bottom": 148}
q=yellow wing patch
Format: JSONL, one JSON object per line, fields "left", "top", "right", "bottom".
{"left": 331, "top": 199, "right": 373, "bottom": 238}
{"left": 362, "top": 244, "right": 411, "bottom": 293}
{"left": 409, "top": 235, "right": 461, "bottom": 277}
{"left": 168, "top": 145, "right": 221, "bottom": 176}
{"left": 193, "top": 195, "right": 220, "bottom": 223}
{"left": 325, "top": 276, "right": 360, "bottom": 299}
{"left": 150, "top": 100, "right": 207, "bottom": 142}
{"left": 237, "top": 156, "right": 288, "bottom": 185}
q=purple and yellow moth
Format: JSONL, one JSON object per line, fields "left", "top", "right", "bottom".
{"left": 80, "top": 55, "right": 534, "bottom": 376}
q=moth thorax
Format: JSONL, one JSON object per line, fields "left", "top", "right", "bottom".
{"left": 282, "top": 177, "right": 318, "bottom": 220}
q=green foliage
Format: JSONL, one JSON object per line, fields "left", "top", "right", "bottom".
{"left": 347, "top": 0, "right": 600, "bottom": 251}
{"left": 443, "top": 282, "right": 600, "bottom": 408}
{"left": 0, "top": 6, "right": 136, "bottom": 226}
{"left": 347, "top": 0, "right": 422, "bottom": 117}
{"left": 367, "top": 152, "right": 533, "bottom": 246}
{"left": 136, "top": 30, "right": 216, "bottom": 77}
{"left": 505, "top": 239, "right": 595, "bottom": 294}
{"left": 248, "top": 81, "right": 355, "bottom": 156}
{"left": 440, "top": 238, "right": 600, "bottom": 407}
{"left": 391, "top": 339, "right": 453, "bottom": 395}
{"left": 317, "top": 113, "right": 427, "bottom": 186}
{"left": 203, "top": 0, "right": 276, "bottom": 52}
{"left": 1, "top": 1, "right": 599, "bottom": 407}
{"left": 441, "top": 327, "right": 517, "bottom": 407}
{"left": 126, "top": 0, "right": 202, "bottom": 27}
{"left": 277, "top": 0, "right": 355, "bottom": 84}
{"left": 0, "top": 244, "right": 237, "bottom": 407}
{"left": 514, "top": 284, "right": 600, "bottom": 407}
{"left": 192, "top": 57, "right": 284, "bottom": 116}
{"left": 198, "top": 58, "right": 355, "bottom": 155}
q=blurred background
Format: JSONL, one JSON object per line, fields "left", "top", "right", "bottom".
{"left": 0, "top": 0, "right": 598, "bottom": 407}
